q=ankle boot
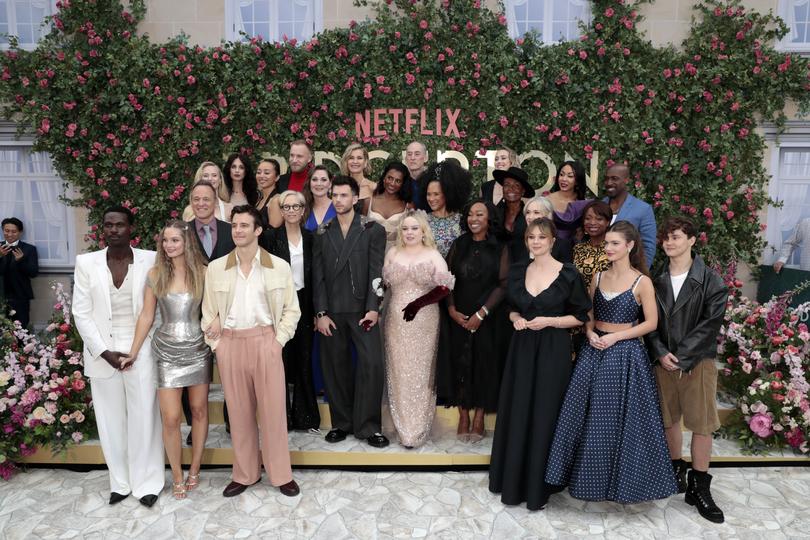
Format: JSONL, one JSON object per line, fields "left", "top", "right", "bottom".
{"left": 685, "top": 470, "right": 724, "bottom": 523}
{"left": 672, "top": 459, "right": 688, "bottom": 494}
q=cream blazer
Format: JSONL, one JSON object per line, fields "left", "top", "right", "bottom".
{"left": 201, "top": 247, "right": 301, "bottom": 350}
{"left": 72, "top": 248, "right": 157, "bottom": 379}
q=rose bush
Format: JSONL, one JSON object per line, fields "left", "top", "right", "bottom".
{"left": 0, "top": 283, "right": 94, "bottom": 479}
{"left": 0, "top": 0, "right": 808, "bottom": 266}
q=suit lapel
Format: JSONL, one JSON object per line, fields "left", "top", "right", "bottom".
{"left": 130, "top": 249, "right": 148, "bottom": 317}
{"left": 334, "top": 214, "right": 363, "bottom": 273}
{"left": 93, "top": 248, "right": 113, "bottom": 317}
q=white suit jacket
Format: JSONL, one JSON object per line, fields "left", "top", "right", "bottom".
{"left": 72, "top": 247, "right": 157, "bottom": 378}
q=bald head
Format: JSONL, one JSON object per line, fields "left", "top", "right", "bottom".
{"left": 604, "top": 163, "right": 630, "bottom": 199}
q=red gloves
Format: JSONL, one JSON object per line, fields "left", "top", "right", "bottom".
{"left": 402, "top": 286, "right": 450, "bottom": 321}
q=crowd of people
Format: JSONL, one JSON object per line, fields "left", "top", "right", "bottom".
{"left": 65, "top": 139, "right": 727, "bottom": 524}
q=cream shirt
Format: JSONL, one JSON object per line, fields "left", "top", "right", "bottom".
{"left": 289, "top": 238, "right": 304, "bottom": 291}
{"left": 224, "top": 250, "right": 274, "bottom": 329}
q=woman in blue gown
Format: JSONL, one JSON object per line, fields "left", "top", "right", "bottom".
{"left": 546, "top": 221, "right": 678, "bottom": 503}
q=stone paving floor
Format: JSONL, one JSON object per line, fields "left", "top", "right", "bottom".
{"left": 1, "top": 466, "right": 809, "bottom": 539}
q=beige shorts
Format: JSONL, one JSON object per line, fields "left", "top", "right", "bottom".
{"left": 655, "top": 359, "right": 721, "bottom": 436}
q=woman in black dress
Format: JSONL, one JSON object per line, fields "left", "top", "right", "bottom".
{"left": 261, "top": 190, "right": 321, "bottom": 431}
{"left": 443, "top": 199, "right": 509, "bottom": 442}
{"left": 489, "top": 217, "right": 591, "bottom": 510}
{"left": 255, "top": 158, "right": 281, "bottom": 229}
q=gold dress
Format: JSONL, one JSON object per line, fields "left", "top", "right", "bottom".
{"left": 383, "top": 260, "right": 455, "bottom": 447}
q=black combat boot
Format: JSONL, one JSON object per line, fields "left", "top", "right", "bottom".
{"left": 672, "top": 458, "right": 688, "bottom": 494}
{"left": 685, "top": 470, "right": 724, "bottom": 523}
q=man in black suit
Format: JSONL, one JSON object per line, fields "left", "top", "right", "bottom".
{"left": 313, "top": 175, "right": 388, "bottom": 448}
{"left": 0, "top": 217, "right": 39, "bottom": 328}
{"left": 185, "top": 180, "right": 235, "bottom": 440}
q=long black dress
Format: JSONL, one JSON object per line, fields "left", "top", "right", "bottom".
{"left": 439, "top": 233, "right": 508, "bottom": 412}
{"left": 488, "top": 261, "right": 591, "bottom": 510}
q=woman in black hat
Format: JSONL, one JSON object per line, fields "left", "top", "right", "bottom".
{"left": 493, "top": 167, "right": 535, "bottom": 257}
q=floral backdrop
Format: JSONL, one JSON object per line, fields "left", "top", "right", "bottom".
{"left": 1, "top": 0, "right": 810, "bottom": 473}
{"left": 0, "top": 0, "right": 808, "bottom": 266}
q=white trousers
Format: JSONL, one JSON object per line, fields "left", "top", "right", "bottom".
{"left": 89, "top": 334, "right": 164, "bottom": 498}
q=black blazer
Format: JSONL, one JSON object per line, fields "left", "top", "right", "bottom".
{"left": 262, "top": 225, "right": 313, "bottom": 323}
{"left": 276, "top": 173, "right": 291, "bottom": 194}
{"left": 313, "top": 213, "right": 386, "bottom": 314}
{"left": 186, "top": 218, "right": 235, "bottom": 262}
{"left": 0, "top": 241, "right": 38, "bottom": 300}
{"left": 645, "top": 254, "right": 728, "bottom": 372}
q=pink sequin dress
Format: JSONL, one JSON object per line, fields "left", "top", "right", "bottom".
{"left": 382, "top": 260, "right": 455, "bottom": 447}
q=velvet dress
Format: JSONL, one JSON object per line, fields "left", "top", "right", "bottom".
{"left": 488, "top": 262, "right": 590, "bottom": 510}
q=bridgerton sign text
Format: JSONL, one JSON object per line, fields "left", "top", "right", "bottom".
{"left": 1, "top": 0, "right": 810, "bottom": 266}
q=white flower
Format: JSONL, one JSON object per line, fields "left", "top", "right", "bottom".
{"left": 6, "top": 385, "right": 19, "bottom": 396}
{"left": 0, "top": 371, "right": 10, "bottom": 386}
{"left": 32, "top": 406, "right": 47, "bottom": 420}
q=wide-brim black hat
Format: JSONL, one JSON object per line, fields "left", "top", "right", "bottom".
{"left": 493, "top": 167, "right": 535, "bottom": 198}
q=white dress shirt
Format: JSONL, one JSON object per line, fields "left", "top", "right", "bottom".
{"left": 289, "top": 238, "right": 305, "bottom": 291}
{"left": 224, "top": 250, "right": 274, "bottom": 329}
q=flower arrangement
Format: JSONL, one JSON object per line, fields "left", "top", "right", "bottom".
{"left": 718, "top": 280, "right": 810, "bottom": 454}
{"left": 0, "top": 0, "right": 808, "bottom": 268}
{"left": 0, "top": 282, "right": 95, "bottom": 480}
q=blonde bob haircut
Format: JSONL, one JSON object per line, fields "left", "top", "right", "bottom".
{"left": 277, "top": 189, "right": 307, "bottom": 209}
{"left": 151, "top": 219, "right": 209, "bottom": 300}
{"left": 193, "top": 161, "right": 230, "bottom": 202}
{"left": 339, "top": 143, "right": 372, "bottom": 177}
{"left": 394, "top": 209, "right": 437, "bottom": 250}
{"left": 523, "top": 196, "right": 554, "bottom": 218}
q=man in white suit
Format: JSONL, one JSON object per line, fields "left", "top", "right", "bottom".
{"left": 72, "top": 205, "right": 164, "bottom": 507}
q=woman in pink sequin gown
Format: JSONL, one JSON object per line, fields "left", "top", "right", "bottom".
{"left": 383, "top": 210, "right": 455, "bottom": 448}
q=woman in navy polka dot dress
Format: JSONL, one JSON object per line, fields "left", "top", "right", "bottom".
{"left": 545, "top": 221, "right": 678, "bottom": 503}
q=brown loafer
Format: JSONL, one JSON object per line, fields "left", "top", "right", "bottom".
{"left": 222, "top": 479, "right": 259, "bottom": 498}
{"left": 278, "top": 480, "right": 300, "bottom": 497}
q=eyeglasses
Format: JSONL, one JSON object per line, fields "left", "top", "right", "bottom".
{"left": 281, "top": 204, "right": 304, "bottom": 212}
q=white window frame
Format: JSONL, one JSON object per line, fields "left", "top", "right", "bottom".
{"left": 764, "top": 132, "right": 810, "bottom": 266}
{"left": 224, "top": 0, "right": 322, "bottom": 44}
{"left": 777, "top": 0, "right": 810, "bottom": 53}
{"left": 504, "top": 0, "right": 591, "bottom": 44}
{"left": 0, "top": 135, "right": 76, "bottom": 270}
{"left": 0, "top": 0, "right": 56, "bottom": 51}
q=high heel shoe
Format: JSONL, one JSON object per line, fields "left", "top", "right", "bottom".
{"left": 185, "top": 472, "right": 200, "bottom": 491}
{"left": 172, "top": 481, "right": 187, "bottom": 500}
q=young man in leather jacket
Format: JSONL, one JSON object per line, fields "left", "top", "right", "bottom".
{"left": 646, "top": 216, "right": 728, "bottom": 524}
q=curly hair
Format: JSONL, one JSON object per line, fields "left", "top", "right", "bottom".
{"left": 151, "top": 219, "right": 208, "bottom": 299}
{"left": 224, "top": 153, "right": 259, "bottom": 207}
{"left": 420, "top": 160, "right": 472, "bottom": 213}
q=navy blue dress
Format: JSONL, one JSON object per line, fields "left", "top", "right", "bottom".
{"left": 545, "top": 273, "right": 678, "bottom": 503}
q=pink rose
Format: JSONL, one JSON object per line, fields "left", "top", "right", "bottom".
{"left": 748, "top": 413, "right": 773, "bottom": 438}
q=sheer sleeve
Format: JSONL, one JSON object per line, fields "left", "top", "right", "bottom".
{"left": 565, "top": 265, "right": 592, "bottom": 323}
{"left": 446, "top": 238, "right": 459, "bottom": 308}
{"left": 431, "top": 254, "right": 455, "bottom": 289}
{"left": 480, "top": 244, "right": 509, "bottom": 311}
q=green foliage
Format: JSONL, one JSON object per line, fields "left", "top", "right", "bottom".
{"left": 0, "top": 0, "right": 808, "bottom": 265}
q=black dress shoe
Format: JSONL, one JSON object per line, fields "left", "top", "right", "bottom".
{"left": 109, "top": 492, "right": 128, "bottom": 505}
{"left": 325, "top": 428, "right": 348, "bottom": 443}
{"left": 222, "top": 479, "right": 260, "bottom": 498}
{"left": 367, "top": 433, "right": 389, "bottom": 448}
{"left": 139, "top": 494, "right": 158, "bottom": 508}
{"left": 278, "top": 480, "right": 300, "bottom": 497}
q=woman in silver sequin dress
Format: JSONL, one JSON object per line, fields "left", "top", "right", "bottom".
{"left": 129, "top": 220, "right": 213, "bottom": 500}
{"left": 382, "top": 210, "right": 455, "bottom": 448}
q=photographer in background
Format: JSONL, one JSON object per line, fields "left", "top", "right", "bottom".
{"left": 0, "top": 217, "right": 39, "bottom": 329}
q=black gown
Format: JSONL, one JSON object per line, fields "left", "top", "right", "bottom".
{"left": 488, "top": 261, "right": 591, "bottom": 510}
{"left": 439, "top": 233, "right": 508, "bottom": 412}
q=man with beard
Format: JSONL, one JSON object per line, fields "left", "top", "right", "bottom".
{"left": 277, "top": 139, "right": 314, "bottom": 193}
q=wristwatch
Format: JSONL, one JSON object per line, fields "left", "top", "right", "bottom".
{"left": 316, "top": 311, "right": 328, "bottom": 319}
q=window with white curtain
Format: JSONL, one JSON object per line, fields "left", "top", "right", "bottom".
{"left": 0, "top": 146, "right": 73, "bottom": 267}
{"left": 766, "top": 146, "right": 810, "bottom": 267}
{"left": 504, "top": 0, "right": 591, "bottom": 43}
{"left": 225, "top": 0, "right": 322, "bottom": 43}
{"left": 779, "top": 0, "right": 810, "bottom": 50}
{"left": 0, "top": 0, "right": 53, "bottom": 49}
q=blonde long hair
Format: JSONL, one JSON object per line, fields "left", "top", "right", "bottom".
{"left": 151, "top": 220, "right": 209, "bottom": 299}
{"left": 394, "top": 209, "right": 437, "bottom": 250}
{"left": 194, "top": 161, "right": 230, "bottom": 202}
{"left": 339, "top": 143, "right": 372, "bottom": 177}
